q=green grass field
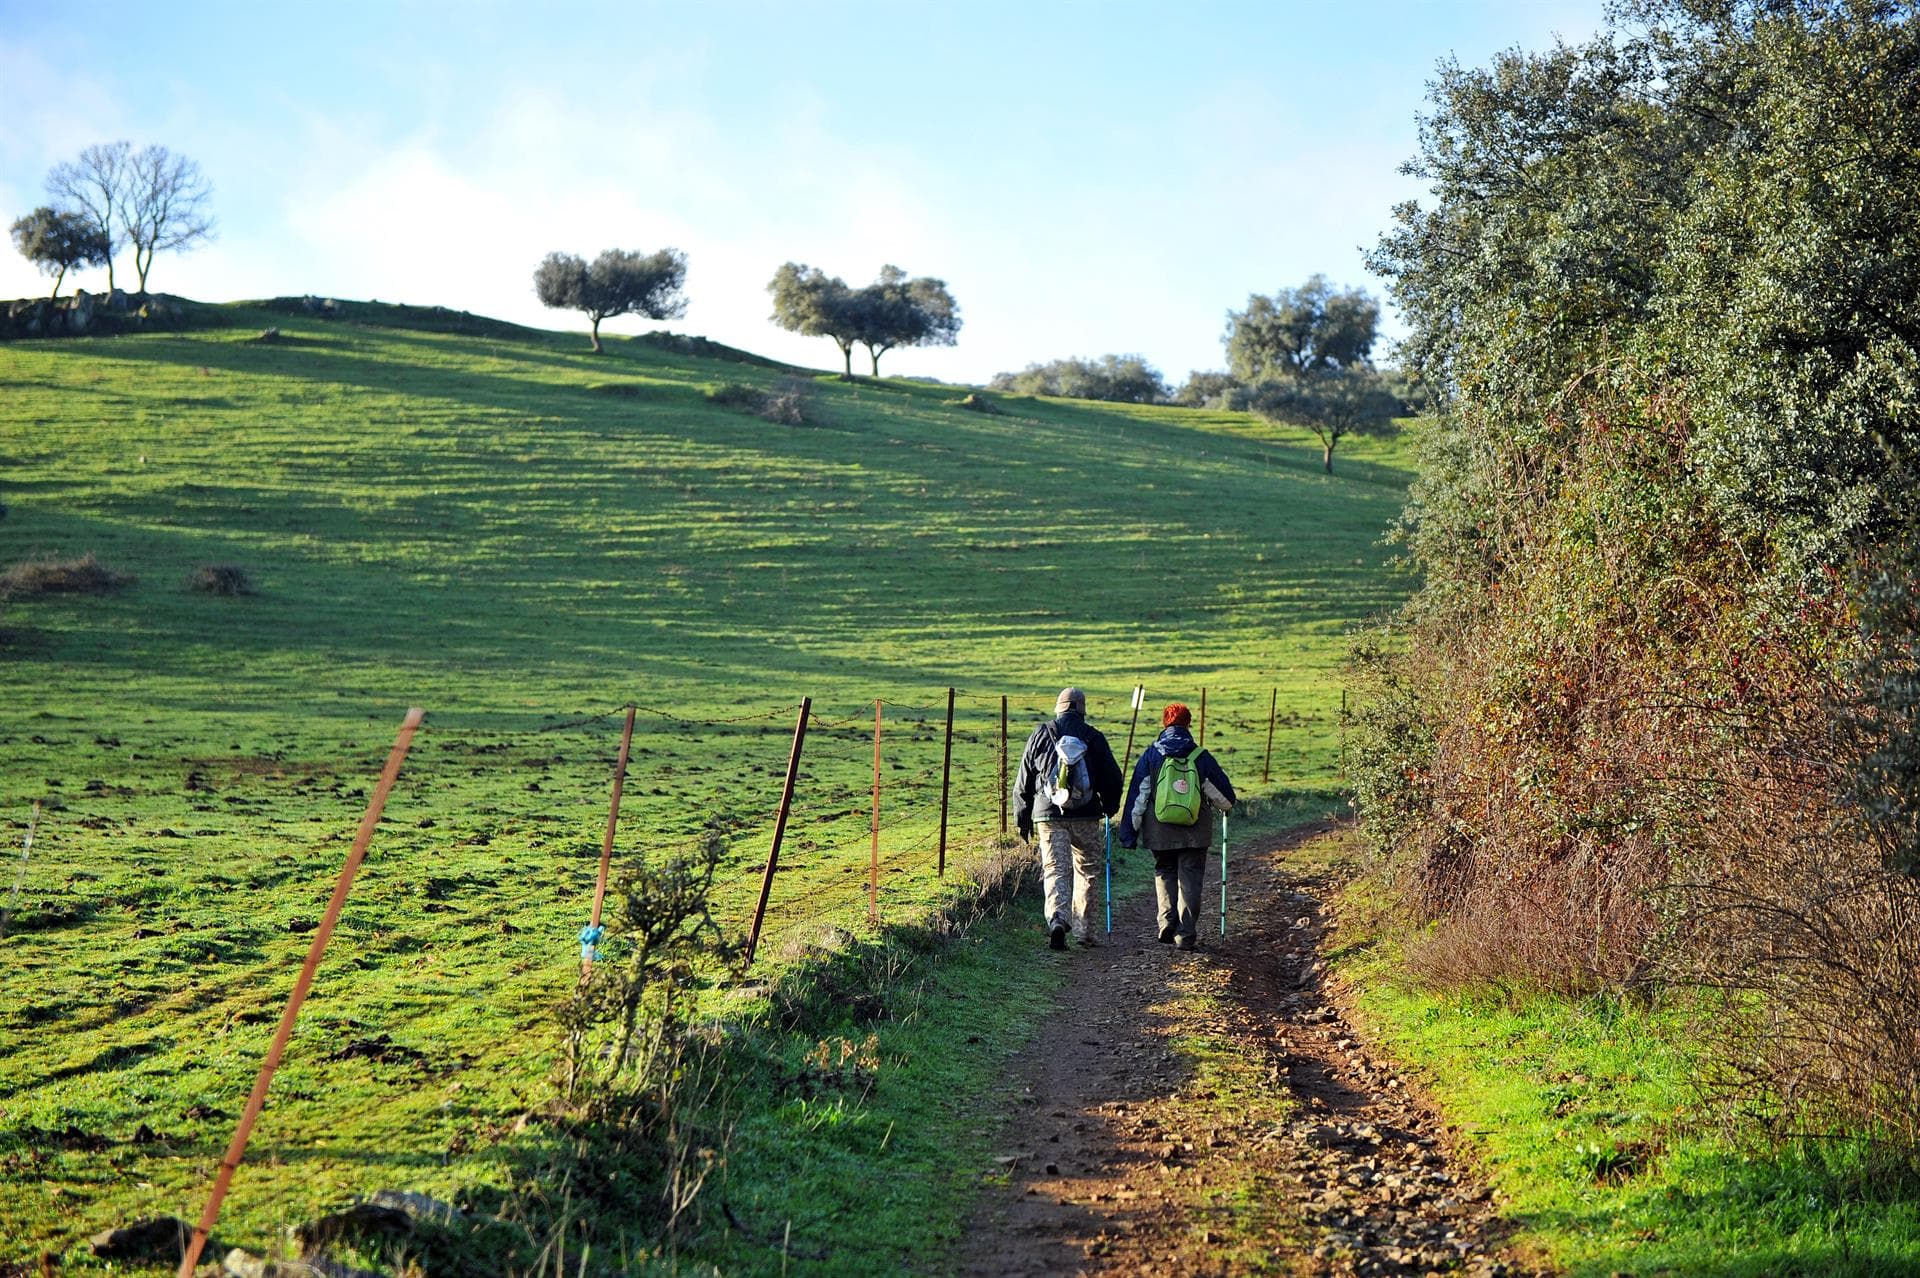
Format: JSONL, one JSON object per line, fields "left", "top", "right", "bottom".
{"left": 1325, "top": 833, "right": 1920, "bottom": 1276}
{"left": 0, "top": 304, "right": 1412, "bottom": 1271}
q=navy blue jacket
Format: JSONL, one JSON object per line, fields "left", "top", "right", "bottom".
{"left": 1013, "top": 712, "right": 1124, "bottom": 823}
{"left": 1117, "top": 726, "right": 1235, "bottom": 850}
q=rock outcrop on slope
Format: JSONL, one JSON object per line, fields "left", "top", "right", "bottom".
{"left": 1, "top": 288, "right": 195, "bottom": 340}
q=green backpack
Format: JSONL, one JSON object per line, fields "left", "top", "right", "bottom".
{"left": 1152, "top": 750, "right": 1205, "bottom": 826}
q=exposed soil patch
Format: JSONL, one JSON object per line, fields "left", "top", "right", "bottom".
{"left": 328, "top": 1033, "right": 432, "bottom": 1069}
{"left": 953, "top": 822, "right": 1546, "bottom": 1277}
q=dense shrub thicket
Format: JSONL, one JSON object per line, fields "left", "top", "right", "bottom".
{"left": 1355, "top": 0, "right": 1920, "bottom": 1150}
{"left": 988, "top": 353, "right": 1169, "bottom": 403}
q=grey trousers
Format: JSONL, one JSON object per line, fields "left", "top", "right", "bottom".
{"left": 1153, "top": 848, "right": 1206, "bottom": 942}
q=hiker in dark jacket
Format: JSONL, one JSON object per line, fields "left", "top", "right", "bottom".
{"left": 1013, "top": 687, "right": 1124, "bottom": 949}
{"left": 1117, "top": 702, "right": 1235, "bottom": 950}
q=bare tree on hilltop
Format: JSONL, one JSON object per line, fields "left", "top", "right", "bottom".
{"left": 534, "top": 248, "right": 689, "bottom": 353}
{"left": 121, "top": 145, "right": 216, "bottom": 292}
{"left": 40, "top": 140, "right": 216, "bottom": 295}
{"left": 46, "top": 141, "right": 131, "bottom": 292}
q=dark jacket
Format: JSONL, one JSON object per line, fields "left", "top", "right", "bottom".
{"left": 1013, "top": 712, "right": 1124, "bottom": 825}
{"left": 1117, "top": 726, "right": 1235, "bottom": 851}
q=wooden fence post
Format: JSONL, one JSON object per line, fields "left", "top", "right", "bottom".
{"left": 1123, "top": 684, "right": 1144, "bottom": 773}
{"left": 177, "top": 707, "right": 424, "bottom": 1278}
{"left": 869, "top": 699, "right": 882, "bottom": 926}
{"left": 1263, "top": 688, "right": 1277, "bottom": 785}
{"left": 1198, "top": 686, "right": 1207, "bottom": 746}
{"left": 582, "top": 704, "right": 637, "bottom": 978}
{"left": 999, "top": 695, "right": 1009, "bottom": 838}
{"left": 744, "top": 698, "right": 810, "bottom": 970}
{"left": 937, "top": 688, "right": 954, "bottom": 876}
{"left": 0, "top": 800, "right": 42, "bottom": 943}
{"left": 1340, "top": 688, "right": 1348, "bottom": 779}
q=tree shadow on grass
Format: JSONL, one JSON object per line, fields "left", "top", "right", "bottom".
{"left": 45, "top": 326, "right": 716, "bottom": 424}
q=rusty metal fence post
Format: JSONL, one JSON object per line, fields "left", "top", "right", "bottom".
{"left": 582, "top": 703, "right": 637, "bottom": 978}
{"left": 177, "top": 707, "right": 424, "bottom": 1278}
{"left": 1198, "top": 686, "right": 1207, "bottom": 746}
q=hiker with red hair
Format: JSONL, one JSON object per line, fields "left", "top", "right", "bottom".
{"left": 1116, "top": 702, "right": 1235, "bottom": 950}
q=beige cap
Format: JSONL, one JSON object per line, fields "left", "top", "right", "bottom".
{"left": 1055, "top": 687, "right": 1085, "bottom": 715}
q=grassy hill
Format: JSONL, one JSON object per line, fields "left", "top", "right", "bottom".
{"left": 0, "top": 303, "right": 1413, "bottom": 1270}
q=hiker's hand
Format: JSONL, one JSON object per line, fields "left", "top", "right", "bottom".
{"left": 1017, "top": 812, "right": 1033, "bottom": 843}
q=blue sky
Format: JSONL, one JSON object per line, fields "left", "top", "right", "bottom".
{"left": 0, "top": 1, "right": 1605, "bottom": 383}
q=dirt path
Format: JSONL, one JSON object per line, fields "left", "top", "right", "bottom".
{"left": 952, "top": 822, "right": 1543, "bottom": 1278}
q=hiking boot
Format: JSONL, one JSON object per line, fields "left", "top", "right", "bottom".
{"left": 1077, "top": 932, "right": 1100, "bottom": 948}
{"left": 1049, "top": 923, "right": 1067, "bottom": 951}
{"left": 1156, "top": 925, "right": 1175, "bottom": 944}
{"left": 1172, "top": 935, "right": 1197, "bottom": 952}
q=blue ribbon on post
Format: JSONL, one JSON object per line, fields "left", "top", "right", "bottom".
{"left": 578, "top": 924, "right": 605, "bottom": 962}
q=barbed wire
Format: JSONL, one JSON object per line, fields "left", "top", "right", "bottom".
{"left": 881, "top": 826, "right": 939, "bottom": 871}
{"left": 103, "top": 681, "right": 1308, "bottom": 917}
{"left": 636, "top": 701, "right": 802, "bottom": 728}
{"left": 804, "top": 708, "right": 872, "bottom": 732}
{"left": 522, "top": 707, "right": 629, "bottom": 735}
{"left": 761, "top": 820, "right": 956, "bottom": 928}
{"left": 868, "top": 697, "right": 947, "bottom": 718}
{"left": 411, "top": 687, "right": 1328, "bottom": 758}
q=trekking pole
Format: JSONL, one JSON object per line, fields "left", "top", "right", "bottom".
{"left": 1103, "top": 817, "right": 1112, "bottom": 935}
{"left": 1219, "top": 810, "right": 1229, "bottom": 938}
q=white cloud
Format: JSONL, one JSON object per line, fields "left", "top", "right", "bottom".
{"left": 248, "top": 85, "right": 961, "bottom": 373}
{"left": 0, "top": 40, "right": 138, "bottom": 298}
{"left": 0, "top": 46, "right": 962, "bottom": 372}
{"left": 2, "top": 2, "right": 1607, "bottom": 385}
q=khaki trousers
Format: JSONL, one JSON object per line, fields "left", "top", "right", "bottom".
{"left": 1037, "top": 818, "right": 1105, "bottom": 940}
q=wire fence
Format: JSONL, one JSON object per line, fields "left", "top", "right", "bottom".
{"left": 4, "top": 682, "right": 1341, "bottom": 965}
{"left": 3, "top": 680, "right": 1348, "bottom": 1266}
{"left": 375, "top": 684, "right": 1330, "bottom": 958}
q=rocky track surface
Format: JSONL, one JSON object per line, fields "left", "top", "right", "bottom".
{"left": 953, "top": 822, "right": 1545, "bottom": 1277}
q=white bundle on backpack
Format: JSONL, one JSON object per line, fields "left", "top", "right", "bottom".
{"left": 1048, "top": 735, "right": 1093, "bottom": 809}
